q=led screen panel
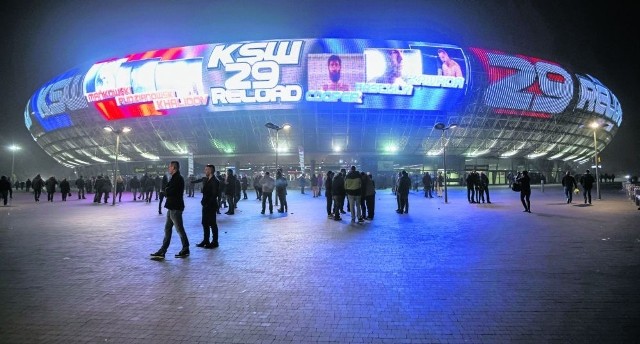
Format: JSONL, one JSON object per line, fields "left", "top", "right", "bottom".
{"left": 27, "top": 39, "right": 621, "bottom": 135}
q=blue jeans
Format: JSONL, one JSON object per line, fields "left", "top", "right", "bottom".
{"left": 159, "top": 209, "right": 189, "bottom": 253}
{"left": 564, "top": 187, "right": 573, "bottom": 203}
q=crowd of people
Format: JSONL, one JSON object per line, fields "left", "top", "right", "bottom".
{"left": 3, "top": 165, "right": 631, "bottom": 258}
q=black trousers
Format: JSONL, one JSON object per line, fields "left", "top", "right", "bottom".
{"left": 399, "top": 193, "right": 409, "bottom": 213}
{"left": 261, "top": 191, "right": 273, "bottom": 213}
{"left": 277, "top": 192, "right": 287, "bottom": 211}
{"left": 520, "top": 190, "right": 531, "bottom": 211}
{"left": 365, "top": 195, "right": 375, "bottom": 218}
{"left": 158, "top": 192, "right": 165, "bottom": 212}
{"left": 332, "top": 195, "right": 344, "bottom": 218}
{"left": 583, "top": 187, "right": 592, "bottom": 204}
{"left": 202, "top": 208, "right": 218, "bottom": 244}
{"left": 326, "top": 194, "right": 333, "bottom": 215}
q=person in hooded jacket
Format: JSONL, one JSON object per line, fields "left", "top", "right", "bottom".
{"left": 45, "top": 176, "right": 58, "bottom": 202}
{"left": 60, "top": 178, "right": 71, "bottom": 201}
{"left": 31, "top": 174, "right": 43, "bottom": 202}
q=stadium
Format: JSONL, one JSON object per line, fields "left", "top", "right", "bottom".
{"left": 25, "top": 38, "right": 622, "bottom": 184}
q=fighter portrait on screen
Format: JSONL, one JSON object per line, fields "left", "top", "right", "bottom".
{"left": 322, "top": 55, "right": 350, "bottom": 91}
{"left": 437, "top": 48, "right": 463, "bottom": 77}
{"left": 372, "top": 49, "right": 406, "bottom": 85}
{"left": 306, "top": 53, "right": 364, "bottom": 93}
{"left": 363, "top": 48, "right": 422, "bottom": 88}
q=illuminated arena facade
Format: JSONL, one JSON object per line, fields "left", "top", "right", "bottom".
{"left": 25, "top": 38, "right": 622, "bottom": 183}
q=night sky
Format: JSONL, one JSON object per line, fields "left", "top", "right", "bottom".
{"left": 1, "top": 0, "right": 638, "bottom": 178}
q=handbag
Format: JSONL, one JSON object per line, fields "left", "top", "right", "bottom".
{"left": 511, "top": 182, "right": 521, "bottom": 192}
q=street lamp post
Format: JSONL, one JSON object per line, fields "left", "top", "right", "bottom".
{"left": 589, "top": 121, "right": 604, "bottom": 200}
{"left": 434, "top": 123, "right": 457, "bottom": 203}
{"left": 104, "top": 126, "right": 131, "bottom": 205}
{"left": 8, "top": 144, "right": 20, "bottom": 183}
{"left": 265, "top": 122, "right": 291, "bottom": 206}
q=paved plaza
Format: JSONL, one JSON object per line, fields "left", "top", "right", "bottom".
{"left": 1, "top": 184, "right": 639, "bottom": 343}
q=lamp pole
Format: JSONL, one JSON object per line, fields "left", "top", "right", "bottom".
{"left": 592, "top": 128, "right": 601, "bottom": 200}
{"left": 104, "top": 126, "right": 131, "bottom": 205}
{"left": 585, "top": 121, "right": 609, "bottom": 200}
{"left": 434, "top": 123, "right": 457, "bottom": 203}
{"left": 9, "top": 144, "right": 20, "bottom": 183}
{"left": 275, "top": 129, "right": 279, "bottom": 174}
{"left": 265, "top": 122, "right": 291, "bottom": 207}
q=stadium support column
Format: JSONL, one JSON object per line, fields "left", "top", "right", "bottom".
{"left": 188, "top": 152, "right": 194, "bottom": 177}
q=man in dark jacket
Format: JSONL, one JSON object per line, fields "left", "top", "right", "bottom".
{"left": 331, "top": 170, "right": 345, "bottom": 221}
{"left": 324, "top": 171, "right": 334, "bottom": 218}
{"left": 0, "top": 176, "right": 11, "bottom": 206}
{"left": 138, "top": 174, "right": 147, "bottom": 200}
{"left": 480, "top": 171, "right": 491, "bottom": 204}
{"left": 31, "top": 174, "right": 43, "bottom": 202}
{"left": 396, "top": 170, "right": 411, "bottom": 214}
{"left": 422, "top": 172, "right": 433, "bottom": 198}
{"left": 241, "top": 174, "right": 249, "bottom": 199}
{"left": 224, "top": 169, "right": 237, "bottom": 215}
{"left": 151, "top": 161, "right": 190, "bottom": 259}
{"left": 75, "top": 176, "right": 86, "bottom": 199}
{"left": 561, "top": 170, "right": 578, "bottom": 204}
{"left": 101, "top": 177, "right": 112, "bottom": 204}
{"left": 60, "top": 178, "right": 71, "bottom": 201}
{"left": 45, "top": 176, "right": 58, "bottom": 202}
{"left": 275, "top": 170, "right": 288, "bottom": 213}
{"left": 144, "top": 174, "right": 155, "bottom": 203}
{"left": 195, "top": 164, "right": 220, "bottom": 249}
{"left": 466, "top": 170, "right": 479, "bottom": 203}
{"left": 93, "top": 175, "right": 104, "bottom": 203}
{"left": 129, "top": 175, "right": 141, "bottom": 201}
{"left": 579, "top": 169, "right": 596, "bottom": 205}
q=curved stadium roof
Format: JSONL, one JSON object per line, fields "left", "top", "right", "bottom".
{"left": 25, "top": 38, "right": 622, "bottom": 173}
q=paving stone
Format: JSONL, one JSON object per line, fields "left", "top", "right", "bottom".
{"left": 0, "top": 185, "right": 639, "bottom": 343}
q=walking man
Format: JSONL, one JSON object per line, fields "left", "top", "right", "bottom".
{"left": 579, "top": 169, "right": 595, "bottom": 205}
{"left": 195, "top": 164, "right": 220, "bottom": 249}
{"left": 561, "top": 170, "right": 578, "bottom": 204}
{"left": 75, "top": 175, "right": 86, "bottom": 199}
{"left": 150, "top": 161, "right": 190, "bottom": 259}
